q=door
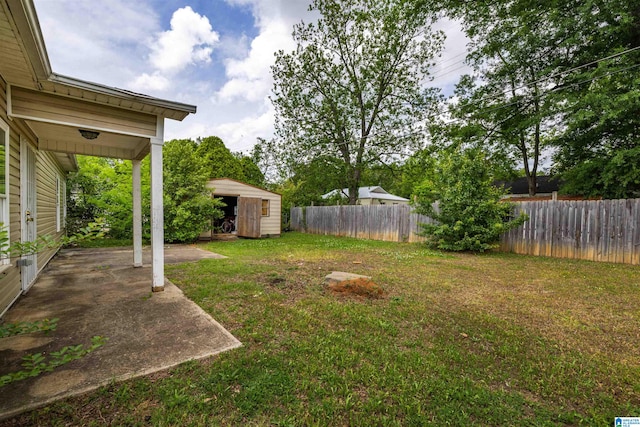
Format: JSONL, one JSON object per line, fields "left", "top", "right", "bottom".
{"left": 237, "top": 197, "right": 261, "bottom": 238}
{"left": 20, "top": 140, "right": 37, "bottom": 291}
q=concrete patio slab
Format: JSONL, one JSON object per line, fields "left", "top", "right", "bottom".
{"left": 0, "top": 245, "right": 241, "bottom": 420}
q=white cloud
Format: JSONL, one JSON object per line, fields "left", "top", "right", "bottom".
{"left": 149, "top": 6, "right": 220, "bottom": 73}
{"left": 429, "top": 18, "right": 471, "bottom": 94}
{"left": 34, "top": 0, "right": 158, "bottom": 87}
{"left": 129, "top": 6, "right": 220, "bottom": 93}
{"left": 215, "top": 13, "right": 297, "bottom": 103}
{"left": 206, "top": 0, "right": 315, "bottom": 148}
{"left": 130, "top": 72, "right": 170, "bottom": 91}
{"left": 213, "top": 105, "right": 276, "bottom": 152}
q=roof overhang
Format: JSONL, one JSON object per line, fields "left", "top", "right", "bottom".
{"left": 45, "top": 73, "right": 196, "bottom": 121}
{"left": 1, "top": 0, "right": 196, "bottom": 161}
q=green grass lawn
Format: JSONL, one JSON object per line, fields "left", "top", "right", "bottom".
{"left": 8, "top": 232, "right": 640, "bottom": 426}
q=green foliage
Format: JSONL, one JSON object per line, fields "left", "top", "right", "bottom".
{"left": 0, "top": 283, "right": 107, "bottom": 388}
{"left": 560, "top": 147, "right": 640, "bottom": 199}
{"left": 163, "top": 139, "right": 225, "bottom": 243}
{"left": 551, "top": 0, "right": 640, "bottom": 192}
{"left": 0, "top": 219, "right": 105, "bottom": 259}
{"left": 413, "top": 149, "right": 527, "bottom": 252}
{"left": 440, "top": 0, "right": 640, "bottom": 198}
{"left": 0, "top": 318, "right": 58, "bottom": 338}
{"left": 0, "top": 336, "right": 107, "bottom": 387}
{"left": 238, "top": 155, "right": 266, "bottom": 188}
{"left": 271, "top": 0, "right": 444, "bottom": 204}
{"left": 67, "top": 157, "right": 148, "bottom": 239}
{"left": 196, "top": 136, "right": 246, "bottom": 182}
{"left": 394, "top": 148, "right": 437, "bottom": 199}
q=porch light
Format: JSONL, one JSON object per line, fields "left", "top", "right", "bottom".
{"left": 79, "top": 129, "right": 100, "bottom": 140}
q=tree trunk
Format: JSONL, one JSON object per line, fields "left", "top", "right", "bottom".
{"left": 348, "top": 167, "right": 361, "bottom": 205}
{"left": 527, "top": 174, "right": 537, "bottom": 197}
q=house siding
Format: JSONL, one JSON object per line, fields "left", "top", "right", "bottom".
{"left": 359, "top": 198, "right": 409, "bottom": 206}
{"left": 0, "top": 75, "right": 69, "bottom": 318}
{"left": 206, "top": 178, "right": 282, "bottom": 236}
{"left": 36, "top": 150, "right": 65, "bottom": 271}
{"left": 11, "top": 87, "right": 158, "bottom": 137}
{"left": 0, "top": 75, "right": 21, "bottom": 317}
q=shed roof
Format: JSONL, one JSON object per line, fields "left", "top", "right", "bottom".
{"left": 208, "top": 178, "right": 282, "bottom": 197}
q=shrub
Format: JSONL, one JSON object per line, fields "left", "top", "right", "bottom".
{"left": 413, "top": 149, "right": 527, "bottom": 252}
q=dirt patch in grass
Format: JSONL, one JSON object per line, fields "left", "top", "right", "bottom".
{"left": 327, "top": 277, "right": 387, "bottom": 299}
{"left": 8, "top": 234, "right": 640, "bottom": 426}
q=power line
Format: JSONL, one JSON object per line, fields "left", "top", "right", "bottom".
{"left": 357, "top": 61, "right": 640, "bottom": 145}
{"left": 474, "top": 61, "right": 640, "bottom": 117}
{"left": 475, "top": 45, "right": 640, "bottom": 105}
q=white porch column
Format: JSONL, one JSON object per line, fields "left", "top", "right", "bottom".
{"left": 132, "top": 159, "right": 143, "bottom": 267}
{"left": 150, "top": 117, "right": 165, "bottom": 291}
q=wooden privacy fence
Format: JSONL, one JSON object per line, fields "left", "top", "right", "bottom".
{"left": 501, "top": 198, "right": 640, "bottom": 264}
{"left": 291, "top": 199, "right": 640, "bottom": 265}
{"left": 290, "top": 204, "right": 431, "bottom": 243}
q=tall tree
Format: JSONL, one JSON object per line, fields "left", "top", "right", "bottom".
{"left": 443, "top": 0, "right": 640, "bottom": 198}
{"left": 551, "top": 0, "right": 640, "bottom": 198}
{"left": 196, "top": 136, "right": 246, "bottom": 182}
{"left": 271, "top": 0, "right": 444, "bottom": 204}
{"left": 163, "top": 139, "right": 224, "bottom": 243}
{"left": 440, "top": 0, "right": 576, "bottom": 196}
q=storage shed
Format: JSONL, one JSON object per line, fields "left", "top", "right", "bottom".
{"left": 201, "top": 178, "right": 281, "bottom": 239}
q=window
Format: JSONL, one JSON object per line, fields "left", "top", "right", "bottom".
{"left": 261, "top": 199, "right": 269, "bottom": 216}
{"left": 0, "top": 119, "right": 9, "bottom": 263}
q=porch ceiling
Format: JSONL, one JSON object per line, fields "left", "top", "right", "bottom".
{"left": 27, "top": 120, "right": 150, "bottom": 160}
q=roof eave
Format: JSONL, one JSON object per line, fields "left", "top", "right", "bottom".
{"left": 7, "top": 0, "right": 51, "bottom": 82}
{"left": 49, "top": 73, "right": 197, "bottom": 120}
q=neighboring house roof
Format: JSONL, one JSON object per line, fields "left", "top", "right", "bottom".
{"left": 322, "top": 186, "right": 409, "bottom": 202}
{"left": 494, "top": 176, "right": 562, "bottom": 195}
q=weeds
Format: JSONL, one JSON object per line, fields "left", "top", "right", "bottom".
{"left": 1, "top": 318, "right": 107, "bottom": 388}
{"left": 6, "top": 232, "right": 640, "bottom": 426}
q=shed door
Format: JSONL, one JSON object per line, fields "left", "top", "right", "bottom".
{"left": 237, "top": 197, "right": 261, "bottom": 238}
{"left": 21, "top": 141, "right": 37, "bottom": 291}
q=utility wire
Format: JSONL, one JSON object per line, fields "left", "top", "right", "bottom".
{"left": 471, "top": 45, "right": 640, "bottom": 105}
{"left": 471, "top": 62, "right": 640, "bottom": 117}
{"left": 357, "top": 61, "right": 640, "bottom": 145}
